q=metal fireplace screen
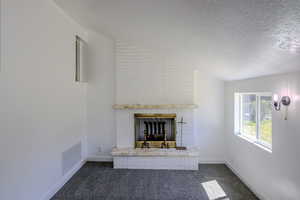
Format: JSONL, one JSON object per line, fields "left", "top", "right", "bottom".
{"left": 134, "top": 113, "right": 176, "bottom": 148}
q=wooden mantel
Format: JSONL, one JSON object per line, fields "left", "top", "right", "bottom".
{"left": 112, "top": 104, "right": 198, "bottom": 110}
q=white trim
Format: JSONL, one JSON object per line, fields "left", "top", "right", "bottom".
{"left": 87, "top": 155, "right": 113, "bottom": 162}
{"left": 236, "top": 134, "right": 272, "bottom": 153}
{"left": 198, "top": 160, "right": 226, "bottom": 164}
{"left": 256, "top": 95, "right": 260, "bottom": 140}
{"left": 198, "top": 156, "right": 226, "bottom": 164}
{"left": 225, "top": 161, "right": 268, "bottom": 200}
{"left": 40, "top": 159, "right": 86, "bottom": 200}
{"left": 235, "top": 92, "right": 273, "bottom": 150}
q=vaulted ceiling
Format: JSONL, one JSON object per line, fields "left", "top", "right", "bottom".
{"left": 55, "top": 0, "right": 300, "bottom": 80}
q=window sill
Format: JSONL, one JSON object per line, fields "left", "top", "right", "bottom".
{"left": 235, "top": 133, "right": 272, "bottom": 153}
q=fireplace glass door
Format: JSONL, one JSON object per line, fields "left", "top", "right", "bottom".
{"left": 134, "top": 114, "right": 176, "bottom": 148}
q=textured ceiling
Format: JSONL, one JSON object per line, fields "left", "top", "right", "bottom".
{"left": 55, "top": 0, "right": 300, "bottom": 80}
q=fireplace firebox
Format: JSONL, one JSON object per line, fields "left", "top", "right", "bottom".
{"left": 134, "top": 114, "right": 176, "bottom": 148}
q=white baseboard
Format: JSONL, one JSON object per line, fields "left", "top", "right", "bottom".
{"left": 87, "top": 154, "right": 113, "bottom": 162}
{"left": 225, "top": 162, "right": 267, "bottom": 200}
{"left": 198, "top": 156, "right": 226, "bottom": 164}
{"left": 198, "top": 160, "right": 226, "bottom": 164}
{"left": 40, "top": 159, "right": 86, "bottom": 200}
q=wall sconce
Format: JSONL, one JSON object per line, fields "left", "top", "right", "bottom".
{"left": 273, "top": 94, "right": 291, "bottom": 120}
{"left": 273, "top": 94, "right": 291, "bottom": 111}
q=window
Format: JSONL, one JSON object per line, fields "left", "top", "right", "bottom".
{"left": 75, "top": 35, "right": 87, "bottom": 82}
{"left": 235, "top": 93, "right": 272, "bottom": 149}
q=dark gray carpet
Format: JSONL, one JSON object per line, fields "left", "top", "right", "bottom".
{"left": 52, "top": 162, "right": 258, "bottom": 200}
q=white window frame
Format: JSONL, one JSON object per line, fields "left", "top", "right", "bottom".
{"left": 234, "top": 92, "right": 272, "bottom": 150}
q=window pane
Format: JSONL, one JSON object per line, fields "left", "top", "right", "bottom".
{"left": 241, "top": 94, "right": 257, "bottom": 138}
{"left": 260, "top": 96, "right": 272, "bottom": 145}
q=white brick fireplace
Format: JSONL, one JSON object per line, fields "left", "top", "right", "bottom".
{"left": 111, "top": 41, "right": 202, "bottom": 170}
{"left": 111, "top": 105, "right": 199, "bottom": 170}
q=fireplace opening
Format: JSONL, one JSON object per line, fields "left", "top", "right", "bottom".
{"left": 134, "top": 114, "right": 176, "bottom": 148}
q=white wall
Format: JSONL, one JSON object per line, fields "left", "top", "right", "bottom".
{"left": 0, "top": 1, "right": 87, "bottom": 200}
{"left": 195, "top": 74, "right": 225, "bottom": 162}
{"left": 86, "top": 31, "right": 115, "bottom": 161}
{"left": 225, "top": 72, "right": 300, "bottom": 200}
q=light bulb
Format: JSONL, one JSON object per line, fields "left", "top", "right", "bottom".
{"left": 273, "top": 94, "right": 279, "bottom": 102}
